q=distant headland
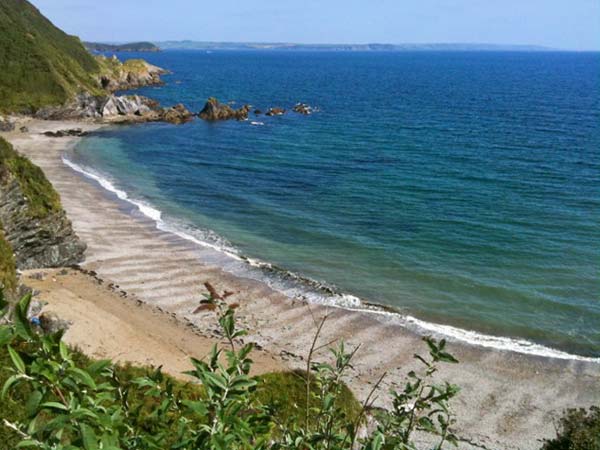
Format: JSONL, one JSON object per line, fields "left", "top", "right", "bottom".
{"left": 156, "top": 41, "right": 555, "bottom": 52}
{"left": 84, "top": 41, "right": 161, "bottom": 52}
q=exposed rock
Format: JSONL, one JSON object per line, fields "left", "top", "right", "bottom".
{"left": 0, "top": 169, "right": 86, "bottom": 269}
{"left": 39, "top": 311, "right": 70, "bottom": 334}
{"left": 43, "top": 129, "right": 89, "bottom": 138}
{"left": 98, "top": 56, "right": 168, "bottom": 92}
{"left": 266, "top": 107, "right": 286, "bottom": 116}
{"left": 198, "top": 97, "right": 250, "bottom": 121}
{"left": 100, "top": 95, "right": 150, "bottom": 116}
{"left": 0, "top": 116, "right": 15, "bottom": 132}
{"left": 35, "top": 90, "right": 192, "bottom": 126}
{"left": 19, "top": 126, "right": 29, "bottom": 133}
{"left": 35, "top": 92, "right": 104, "bottom": 120}
{"left": 162, "top": 104, "right": 194, "bottom": 124}
{"left": 292, "top": 103, "right": 314, "bottom": 115}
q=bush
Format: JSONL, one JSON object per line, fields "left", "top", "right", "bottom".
{"left": 0, "top": 288, "right": 461, "bottom": 449}
{"left": 542, "top": 407, "right": 600, "bottom": 450}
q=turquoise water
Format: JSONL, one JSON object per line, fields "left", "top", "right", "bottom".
{"left": 70, "top": 51, "right": 600, "bottom": 357}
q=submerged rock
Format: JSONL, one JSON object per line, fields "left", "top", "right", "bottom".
{"left": 198, "top": 97, "right": 250, "bottom": 121}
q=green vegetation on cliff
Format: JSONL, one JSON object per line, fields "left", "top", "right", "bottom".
{"left": 0, "top": 230, "right": 16, "bottom": 291}
{"left": 0, "top": 0, "right": 102, "bottom": 112}
{"left": 0, "top": 137, "right": 62, "bottom": 218}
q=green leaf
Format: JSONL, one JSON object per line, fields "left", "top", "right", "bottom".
{"left": 86, "top": 360, "right": 112, "bottom": 377}
{"left": 67, "top": 367, "right": 97, "bottom": 389}
{"left": 2, "top": 374, "right": 24, "bottom": 398}
{"left": 59, "top": 341, "right": 70, "bottom": 360}
{"left": 7, "top": 345, "right": 26, "bottom": 373}
{"left": 80, "top": 423, "right": 98, "bottom": 450}
{"left": 368, "top": 433, "right": 384, "bottom": 450}
{"left": 15, "top": 440, "right": 39, "bottom": 448}
{"left": 25, "top": 390, "right": 43, "bottom": 418}
{"left": 182, "top": 400, "right": 208, "bottom": 416}
{"left": 0, "top": 326, "right": 13, "bottom": 346}
{"left": 41, "top": 401, "right": 69, "bottom": 411}
{"left": 438, "top": 351, "right": 459, "bottom": 364}
{"left": 14, "top": 293, "right": 33, "bottom": 340}
{"left": 204, "top": 372, "right": 228, "bottom": 391}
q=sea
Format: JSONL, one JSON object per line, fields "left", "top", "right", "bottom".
{"left": 66, "top": 50, "right": 600, "bottom": 359}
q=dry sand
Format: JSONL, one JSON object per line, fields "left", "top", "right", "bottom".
{"left": 22, "top": 268, "right": 284, "bottom": 378}
{"left": 3, "top": 119, "right": 600, "bottom": 450}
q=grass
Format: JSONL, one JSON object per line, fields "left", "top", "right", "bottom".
{"left": 0, "top": 137, "right": 62, "bottom": 219}
{"left": 256, "top": 370, "right": 362, "bottom": 429}
{"left": 0, "top": 0, "right": 102, "bottom": 113}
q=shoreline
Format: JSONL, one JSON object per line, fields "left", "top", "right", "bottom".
{"left": 3, "top": 118, "right": 600, "bottom": 450}
{"left": 62, "top": 140, "right": 599, "bottom": 364}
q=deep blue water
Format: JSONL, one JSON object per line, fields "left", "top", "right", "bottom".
{"left": 71, "top": 51, "right": 600, "bottom": 357}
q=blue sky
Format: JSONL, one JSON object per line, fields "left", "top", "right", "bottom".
{"left": 31, "top": 0, "right": 600, "bottom": 50}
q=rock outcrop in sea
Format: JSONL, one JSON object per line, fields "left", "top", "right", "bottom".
{"left": 265, "top": 107, "right": 286, "bottom": 116}
{"left": 198, "top": 97, "right": 251, "bottom": 121}
{"left": 292, "top": 103, "right": 315, "bottom": 115}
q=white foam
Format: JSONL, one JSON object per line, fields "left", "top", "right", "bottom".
{"left": 63, "top": 157, "right": 242, "bottom": 261}
{"left": 62, "top": 156, "right": 600, "bottom": 364}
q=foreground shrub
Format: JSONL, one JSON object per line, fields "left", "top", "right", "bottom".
{"left": 542, "top": 407, "right": 600, "bottom": 450}
{"left": 1, "top": 288, "right": 461, "bottom": 449}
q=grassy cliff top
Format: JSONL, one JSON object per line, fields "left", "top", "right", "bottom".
{"left": 0, "top": 137, "right": 62, "bottom": 218}
{"left": 0, "top": 0, "right": 102, "bottom": 113}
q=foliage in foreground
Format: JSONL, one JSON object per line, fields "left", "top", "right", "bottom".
{"left": 541, "top": 406, "right": 600, "bottom": 450}
{"left": 0, "top": 288, "right": 462, "bottom": 449}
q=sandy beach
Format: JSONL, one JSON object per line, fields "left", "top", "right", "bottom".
{"left": 2, "top": 118, "right": 599, "bottom": 450}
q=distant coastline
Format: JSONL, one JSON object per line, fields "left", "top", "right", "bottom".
{"left": 155, "top": 41, "right": 556, "bottom": 51}
{"left": 84, "top": 41, "right": 161, "bottom": 52}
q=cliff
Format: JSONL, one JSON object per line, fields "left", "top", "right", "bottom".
{"left": 96, "top": 56, "right": 167, "bottom": 91}
{"left": 0, "top": 0, "right": 103, "bottom": 113}
{"left": 0, "top": 137, "right": 85, "bottom": 271}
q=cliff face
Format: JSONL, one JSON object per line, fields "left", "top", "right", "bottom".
{"left": 0, "top": 138, "right": 85, "bottom": 270}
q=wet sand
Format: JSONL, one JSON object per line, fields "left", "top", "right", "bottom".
{"left": 3, "top": 119, "right": 600, "bottom": 450}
